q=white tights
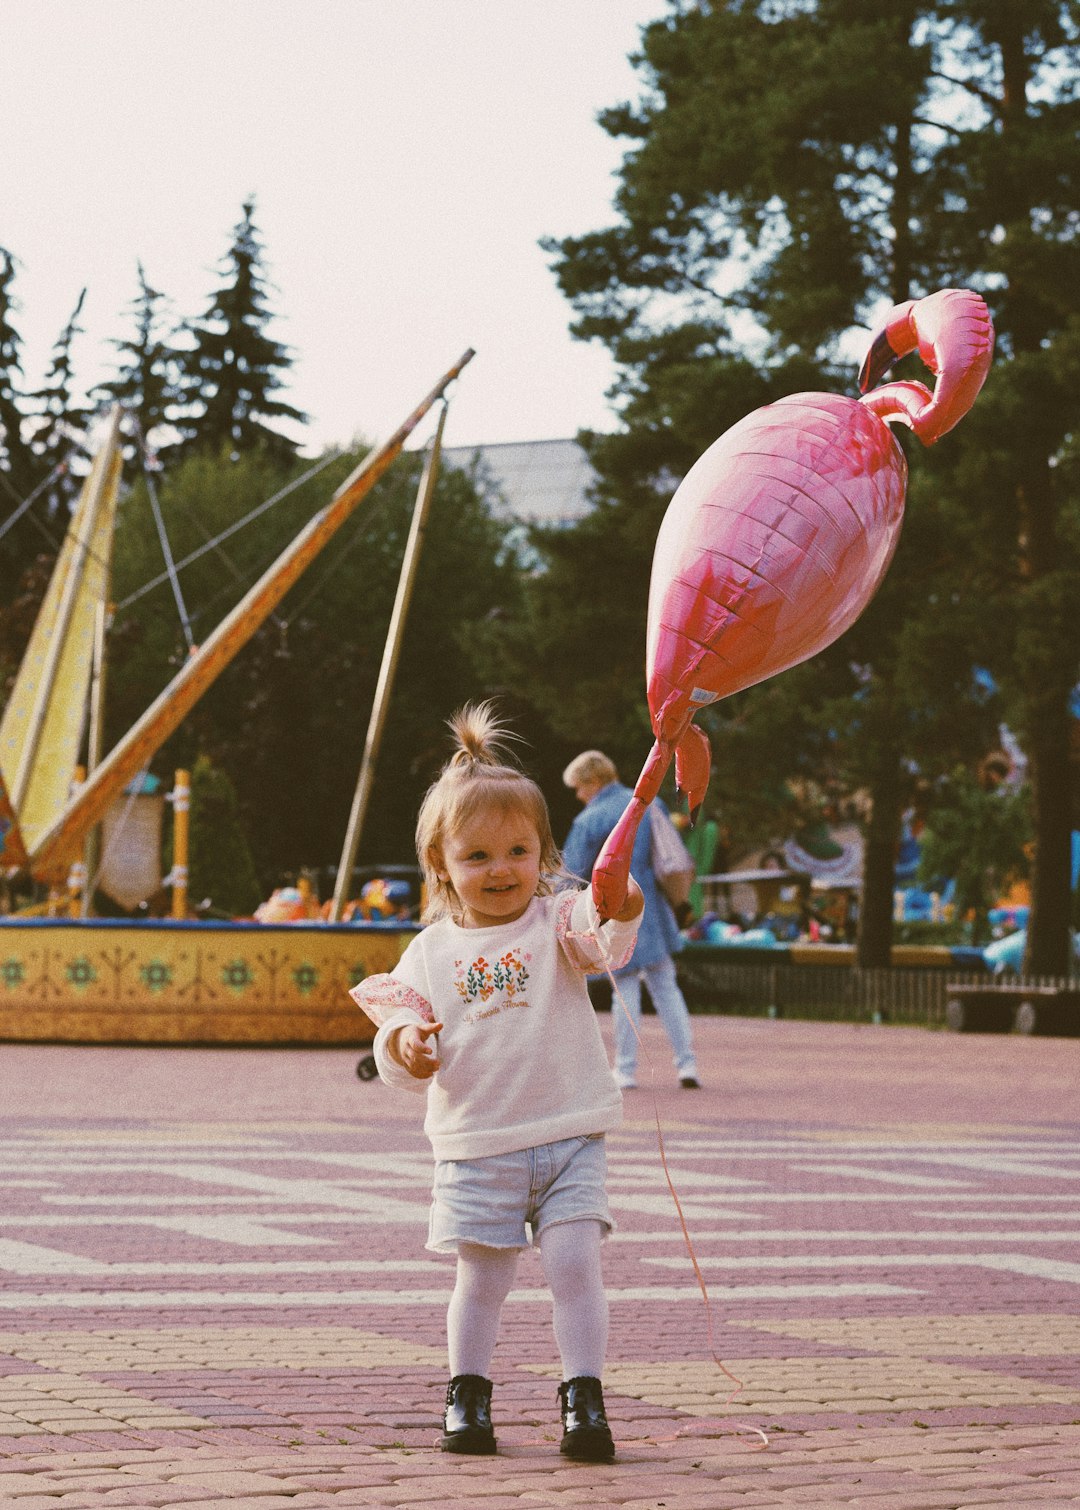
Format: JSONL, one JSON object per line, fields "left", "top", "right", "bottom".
{"left": 446, "top": 1219, "right": 608, "bottom": 1380}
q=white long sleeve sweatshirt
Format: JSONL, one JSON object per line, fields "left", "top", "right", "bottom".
{"left": 349, "top": 888, "right": 640, "bottom": 1160}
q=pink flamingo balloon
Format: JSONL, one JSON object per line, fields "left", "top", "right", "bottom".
{"left": 592, "top": 287, "right": 994, "bottom": 919}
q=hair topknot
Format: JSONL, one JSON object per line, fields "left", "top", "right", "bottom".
{"left": 446, "top": 700, "right": 520, "bottom": 770}
{"left": 415, "top": 700, "right": 564, "bottom": 923}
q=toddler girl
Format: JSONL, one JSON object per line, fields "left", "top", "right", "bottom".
{"left": 349, "top": 702, "right": 642, "bottom": 1461}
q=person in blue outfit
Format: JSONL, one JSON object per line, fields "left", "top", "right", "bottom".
{"left": 562, "top": 750, "right": 700, "bottom": 1091}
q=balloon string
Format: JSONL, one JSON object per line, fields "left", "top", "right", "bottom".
{"left": 591, "top": 919, "right": 768, "bottom": 1452}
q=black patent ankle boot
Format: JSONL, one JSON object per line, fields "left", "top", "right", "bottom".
{"left": 441, "top": 1373, "right": 496, "bottom": 1454}
{"left": 558, "top": 1375, "right": 615, "bottom": 1462}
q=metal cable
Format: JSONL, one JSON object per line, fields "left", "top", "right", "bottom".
{"left": 132, "top": 418, "right": 196, "bottom": 653}
{"left": 114, "top": 448, "right": 342, "bottom": 612}
{"left": 0, "top": 461, "right": 70, "bottom": 544}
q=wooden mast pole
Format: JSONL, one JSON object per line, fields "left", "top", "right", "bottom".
{"left": 79, "top": 598, "right": 110, "bottom": 917}
{"left": 8, "top": 407, "right": 123, "bottom": 814}
{"left": 329, "top": 400, "right": 448, "bottom": 922}
{"left": 27, "top": 350, "right": 475, "bottom": 884}
{"left": 170, "top": 769, "right": 190, "bottom": 919}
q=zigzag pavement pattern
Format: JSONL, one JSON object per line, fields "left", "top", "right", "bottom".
{"left": 0, "top": 1016, "right": 1078, "bottom": 1506}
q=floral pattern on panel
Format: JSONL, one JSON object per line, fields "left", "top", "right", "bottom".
{"left": 293, "top": 963, "right": 318, "bottom": 996}
{"left": 222, "top": 959, "right": 255, "bottom": 993}
{"left": 65, "top": 956, "right": 97, "bottom": 990}
{"left": 140, "top": 959, "right": 173, "bottom": 994}
{"left": 1, "top": 957, "right": 24, "bottom": 989}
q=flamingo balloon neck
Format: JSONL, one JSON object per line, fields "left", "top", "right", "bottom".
{"left": 860, "top": 379, "right": 936, "bottom": 438}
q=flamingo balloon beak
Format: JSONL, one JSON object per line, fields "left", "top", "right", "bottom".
{"left": 858, "top": 328, "right": 899, "bottom": 394}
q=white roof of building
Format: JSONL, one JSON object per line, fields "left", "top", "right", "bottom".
{"left": 441, "top": 438, "right": 597, "bottom": 527}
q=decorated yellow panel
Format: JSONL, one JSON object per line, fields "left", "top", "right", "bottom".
{"left": 0, "top": 920, "right": 415, "bottom": 1045}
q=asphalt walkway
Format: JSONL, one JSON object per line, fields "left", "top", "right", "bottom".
{"left": 1, "top": 1015, "right": 1079, "bottom": 1507}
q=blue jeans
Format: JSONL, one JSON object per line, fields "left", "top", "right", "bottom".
{"left": 611, "top": 954, "right": 698, "bottom": 1084}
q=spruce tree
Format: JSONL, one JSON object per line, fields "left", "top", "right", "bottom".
{"left": 27, "top": 287, "right": 92, "bottom": 517}
{"left": 95, "top": 261, "right": 182, "bottom": 458}
{"left": 0, "top": 245, "right": 46, "bottom": 606}
{"left": 0, "top": 247, "right": 37, "bottom": 508}
{"left": 541, "top": 0, "right": 1080, "bottom": 972}
{"left": 176, "top": 198, "right": 306, "bottom": 462}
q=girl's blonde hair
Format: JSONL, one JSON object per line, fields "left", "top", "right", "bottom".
{"left": 416, "top": 701, "right": 562, "bottom": 924}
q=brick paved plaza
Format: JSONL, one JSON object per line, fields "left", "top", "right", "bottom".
{"left": 1, "top": 1015, "right": 1079, "bottom": 1507}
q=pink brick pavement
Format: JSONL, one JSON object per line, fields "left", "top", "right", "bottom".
{"left": 1, "top": 1015, "right": 1079, "bottom": 1507}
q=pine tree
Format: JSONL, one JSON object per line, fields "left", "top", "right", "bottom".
{"left": 925, "top": 1, "right": 1080, "bottom": 975}
{"left": 0, "top": 247, "right": 48, "bottom": 649}
{"left": 27, "top": 287, "right": 92, "bottom": 517}
{"left": 542, "top": 0, "right": 1080, "bottom": 972}
{"left": 95, "top": 261, "right": 182, "bottom": 458}
{"left": 176, "top": 198, "right": 306, "bottom": 462}
{"left": 0, "top": 247, "right": 37, "bottom": 508}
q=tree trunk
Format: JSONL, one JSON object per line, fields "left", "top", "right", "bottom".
{"left": 1023, "top": 698, "right": 1074, "bottom": 977}
{"left": 857, "top": 750, "right": 904, "bottom": 969}
{"left": 1013, "top": 450, "right": 1074, "bottom": 976}
{"left": 987, "top": 15, "right": 1075, "bottom": 976}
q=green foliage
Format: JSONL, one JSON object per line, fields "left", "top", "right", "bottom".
{"left": 94, "top": 262, "right": 183, "bottom": 452}
{"left": 917, "top": 769, "right": 1032, "bottom": 943}
{"left": 108, "top": 441, "right": 522, "bottom": 886}
{"left": 26, "top": 287, "right": 92, "bottom": 517}
{"left": 110, "top": 446, "right": 292, "bottom": 709}
{"left": 174, "top": 198, "right": 306, "bottom": 462}
{"left": 892, "top": 920, "right": 971, "bottom": 947}
{"left": 0, "top": 246, "right": 43, "bottom": 598}
{"left": 179, "top": 754, "right": 261, "bottom": 916}
{"left": 538, "top": 0, "right": 1080, "bottom": 971}
{"left": 0, "top": 248, "right": 36, "bottom": 505}
{"left": 0, "top": 213, "right": 531, "bottom": 901}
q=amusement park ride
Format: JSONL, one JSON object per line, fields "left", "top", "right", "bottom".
{"left": 0, "top": 352, "right": 473, "bottom": 1047}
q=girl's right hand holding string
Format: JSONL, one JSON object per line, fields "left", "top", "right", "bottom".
{"left": 395, "top": 1021, "right": 443, "bottom": 1079}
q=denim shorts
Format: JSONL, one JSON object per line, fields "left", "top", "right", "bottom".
{"left": 426, "top": 1133, "right": 612, "bottom": 1254}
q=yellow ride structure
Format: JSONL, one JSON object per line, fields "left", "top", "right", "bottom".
{"left": 0, "top": 352, "right": 473, "bottom": 1047}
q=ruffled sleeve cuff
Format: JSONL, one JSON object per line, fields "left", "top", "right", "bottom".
{"left": 349, "top": 973, "right": 436, "bottom": 1028}
{"left": 556, "top": 888, "right": 640, "bottom": 973}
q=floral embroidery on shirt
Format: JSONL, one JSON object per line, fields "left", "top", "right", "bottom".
{"left": 454, "top": 949, "right": 530, "bottom": 1004}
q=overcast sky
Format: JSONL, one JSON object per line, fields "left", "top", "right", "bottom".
{"left": 1, "top": 1, "right": 666, "bottom": 456}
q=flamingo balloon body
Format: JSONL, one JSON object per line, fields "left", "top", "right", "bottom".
{"left": 592, "top": 288, "right": 995, "bottom": 920}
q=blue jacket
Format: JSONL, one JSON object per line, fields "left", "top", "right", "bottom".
{"left": 562, "top": 780, "right": 682, "bottom": 975}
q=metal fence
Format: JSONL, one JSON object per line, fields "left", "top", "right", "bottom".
{"left": 673, "top": 957, "right": 1078, "bottom": 1027}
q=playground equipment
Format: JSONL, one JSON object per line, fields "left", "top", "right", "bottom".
{"left": 0, "top": 351, "right": 472, "bottom": 892}
{"left": 0, "top": 352, "right": 472, "bottom": 1044}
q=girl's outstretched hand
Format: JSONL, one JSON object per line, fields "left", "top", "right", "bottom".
{"left": 397, "top": 1021, "right": 443, "bottom": 1079}
{"left": 614, "top": 876, "right": 644, "bottom": 923}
